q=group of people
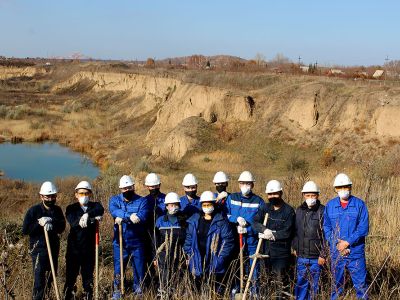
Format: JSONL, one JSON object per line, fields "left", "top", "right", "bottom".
{"left": 22, "top": 170, "right": 369, "bottom": 300}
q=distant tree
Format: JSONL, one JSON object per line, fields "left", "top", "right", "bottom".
{"left": 271, "top": 53, "right": 291, "bottom": 65}
{"left": 254, "top": 53, "right": 266, "bottom": 66}
{"left": 146, "top": 58, "right": 155, "bottom": 68}
{"left": 206, "top": 60, "right": 211, "bottom": 68}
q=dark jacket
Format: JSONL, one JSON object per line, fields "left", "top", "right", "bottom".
{"left": 292, "top": 201, "right": 326, "bottom": 259}
{"left": 252, "top": 201, "right": 295, "bottom": 258}
{"left": 22, "top": 203, "right": 66, "bottom": 251}
{"left": 65, "top": 201, "right": 104, "bottom": 254}
{"left": 183, "top": 212, "right": 234, "bottom": 276}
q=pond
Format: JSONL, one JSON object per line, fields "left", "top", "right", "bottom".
{"left": 0, "top": 142, "right": 99, "bottom": 182}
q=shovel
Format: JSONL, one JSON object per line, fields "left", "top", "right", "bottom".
{"left": 118, "top": 223, "right": 125, "bottom": 296}
{"left": 44, "top": 228, "right": 61, "bottom": 300}
{"left": 234, "top": 232, "right": 245, "bottom": 300}
{"left": 242, "top": 213, "right": 269, "bottom": 300}
{"left": 94, "top": 220, "right": 100, "bottom": 300}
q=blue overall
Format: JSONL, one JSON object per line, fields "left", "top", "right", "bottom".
{"left": 109, "top": 193, "right": 149, "bottom": 294}
{"left": 225, "top": 192, "right": 266, "bottom": 286}
{"left": 323, "top": 195, "right": 369, "bottom": 300}
{"left": 180, "top": 194, "right": 201, "bottom": 217}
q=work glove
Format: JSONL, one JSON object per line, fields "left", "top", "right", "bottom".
{"left": 258, "top": 229, "right": 275, "bottom": 241}
{"left": 115, "top": 217, "right": 123, "bottom": 225}
{"left": 216, "top": 191, "right": 228, "bottom": 201}
{"left": 95, "top": 216, "right": 103, "bottom": 222}
{"left": 79, "top": 213, "right": 89, "bottom": 228}
{"left": 237, "top": 226, "right": 247, "bottom": 234}
{"left": 38, "top": 217, "right": 52, "bottom": 226}
{"left": 130, "top": 213, "right": 140, "bottom": 224}
{"left": 237, "top": 216, "right": 247, "bottom": 227}
{"left": 44, "top": 223, "right": 53, "bottom": 231}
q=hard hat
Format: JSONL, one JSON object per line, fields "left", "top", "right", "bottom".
{"left": 164, "top": 192, "right": 181, "bottom": 204}
{"left": 182, "top": 173, "right": 198, "bottom": 186}
{"left": 301, "top": 181, "right": 320, "bottom": 193}
{"left": 119, "top": 175, "right": 135, "bottom": 188}
{"left": 75, "top": 181, "right": 92, "bottom": 191}
{"left": 39, "top": 181, "right": 58, "bottom": 195}
{"left": 265, "top": 180, "right": 283, "bottom": 193}
{"left": 238, "top": 171, "right": 255, "bottom": 182}
{"left": 200, "top": 191, "right": 216, "bottom": 203}
{"left": 145, "top": 173, "right": 161, "bottom": 186}
{"left": 213, "top": 171, "right": 229, "bottom": 183}
{"left": 333, "top": 173, "right": 352, "bottom": 187}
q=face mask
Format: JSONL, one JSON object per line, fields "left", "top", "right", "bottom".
{"left": 269, "top": 197, "right": 281, "bottom": 206}
{"left": 185, "top": 190, "right": 197, "bottom": 198}
{"left": 167, "top": 206, "right": 179, "bottom": 215}
{"left": 305, "top": 198, "right": 317, "bottom": 208}
{"left": 122, "top": 190, "right": 134, "bottom": 200}
{"left": 240, "top": 186, "right": 251, "bottom": 196}
{"left": 338, "top": 190, "right": 350, "bottom": 200}
{"left": 202, "top": 206, "right": 214, "bottom": 215}
{"left": 149, "top": 188, "right": 160, "bottom": 196}
{"left": 79, "top": 196, "right": 89, "bottom": 206}
{"left": 216, "top": 185, "right": 226, "bottom": 193}
{"left": 43, "top": 200, "right": 56, "bottom": 208}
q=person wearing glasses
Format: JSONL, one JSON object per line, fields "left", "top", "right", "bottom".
{"left": 64, "top": 181, "right": 104, "bottom": 300}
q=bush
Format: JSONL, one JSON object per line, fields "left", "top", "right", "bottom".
{"left": 321, "top": 148, "right": 336, "bottom": 167}
{"left": 285, "top": 153, "right": 309, "bottom": 172}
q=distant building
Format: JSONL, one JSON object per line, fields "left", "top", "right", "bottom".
{"left": 300, "top": 66, "right": 309, "bottom": 73}
{"left": 328, "top": 69, "right": 345, "bottom": 76}
{"left": 372, "top": 70, "right": 385, "bottom": 79}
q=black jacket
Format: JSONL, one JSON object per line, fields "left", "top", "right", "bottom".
{"left": 252, "top": 201, "right": 295, "bottom": 258}
{"left": 22, "top": 203, "right": 66, "bottom": 251}
{"left": 65, "top": 201, "right": 104, "bottom": 254}
{"left": 292, "top": 201, "right": 326, "bottom": 259}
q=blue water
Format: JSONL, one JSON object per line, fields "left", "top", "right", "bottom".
{"left": 0, "top": 142, "right": 99, "bottom": 182}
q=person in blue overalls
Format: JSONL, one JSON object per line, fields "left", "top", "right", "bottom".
{"left": 225, "top": 171, "right": 266, "bottom": 296}
{"left": 292, "top": 181, "right": 326, "bottom": 300}
{"left": 184, "top": 191, "right": 234, "bottom": 295}
{"left": 323, "top": 173, "right": 369, "bottom": 300}
{"left": 154, "top": 192, "right": 187, "bottom": 298}
{"left": 180, "top": 173, "right": 201, "bottom": 217}
{"left": 109, "top": 175, "right": 150, "bottom": 299}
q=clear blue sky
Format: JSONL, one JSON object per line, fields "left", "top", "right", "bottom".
{"left": 1, "top": 0, "right": 399, "bottom": 66}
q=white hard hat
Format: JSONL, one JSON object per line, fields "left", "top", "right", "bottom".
{"left": 265, "top": 180, "right": 283, "bottom": 193}
{"left": 75, "top": 181, "right": 92, "bottom": 191}
{"left": 333, "top": 173, "right": 352, "bottom": 187}
{"left": 213, "top": 171, "right": 229, "bottom": 183}
{"left": 182, "top": 173, "right": 198, "bottom": 186}
{"left": 164, "top": 192, "right": 181, "bottom": 204}
{"left": 238, "top": 171, "right": 255, "bottom": 182}
{"left": 200, "top": 191, "right": 216, "bottom": 203}
{"left": 39, "top": 181, "right": 58, "bottom": 195}
{"left": 119, "top": 175, "right": 135, "bottom": 188}
{"left": 301, "top": 181, "right": 320, "bottom": 193}
{"left": 145, "top": 173, "right": 161, "bottom": 186}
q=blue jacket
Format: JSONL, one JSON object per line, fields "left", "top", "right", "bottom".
{"left": 109, "top": 193, "right": 149, "bottom": 245}
{"left": 184, "top": 213, "right": 234, "bottom": 276}
{"left": 180, "top": 195, "right": 201, "bottom": 217}
{"left": 145, "top": 192, "right": 166, "bottom": 218}
{"left": 225, "top": 192, "right": 266, "bottom": 246}
{"left": 323, "top": 195, "right": 369, "bottom": 258}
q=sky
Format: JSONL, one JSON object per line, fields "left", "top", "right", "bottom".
{"left": 0, "top": 0, "right": 399, "bottom": 66}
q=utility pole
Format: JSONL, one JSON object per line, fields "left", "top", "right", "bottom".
{"left": 385, "top": 55, "right": 389, "bottom": 82}
{"left": 298, "top": 55, "right": 302, "bottom": 66}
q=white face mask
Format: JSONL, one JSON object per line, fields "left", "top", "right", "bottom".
{"left": 79, "top": 196, "right": 89, "bottom": 206}
{"left": 202, "top": 206, "right": 214, "bottom": 215}
{"left": 167, "top": 206, "right": 179, "bottom": 215}
{"left": 240, "top": 186, "right": 251, "bottom": 196}
{"left": 305, "top": 198, "right": 317, "bottom": 208}
{"left": 338, "top": 190, "right": 350, "bottom": 200}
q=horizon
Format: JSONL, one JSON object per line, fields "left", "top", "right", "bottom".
{"left": 1, "top": 1, "right": 399, "bottom": 66}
